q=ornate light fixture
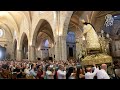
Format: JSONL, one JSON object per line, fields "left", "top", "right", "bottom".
{"left": 101, "top": 14, "right": 114, "bottom": 36}
{"left": 100, "top": 14, "right": 114, "bottom": 54}
{"left": 104, "top": 14, "right": 114, "bottom": 27}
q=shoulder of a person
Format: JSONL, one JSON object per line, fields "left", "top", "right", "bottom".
{"left": 57, "top": 69, "right": 61, "bottom": 72}
{"left": 98, "top": 69, "right": 106, "bottom": 74}
{"left": 97, "top": 69, "right": 101, "bottom": 72}
{"left": 46, "top": 70, "right": 49, "bottom": 73}
{"left": 96, "top": 71, "right": 102, "bottom": 75}
{"left": 85, "top": 72, "right": 89, "bottom": 75}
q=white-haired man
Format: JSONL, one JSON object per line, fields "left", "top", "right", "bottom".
{"left": 97, "top": 64, "right": 110, "bottom": 79}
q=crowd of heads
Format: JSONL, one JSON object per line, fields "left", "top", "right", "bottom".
{"left": 0, "top": 59, "right": 119, "bottom": 79}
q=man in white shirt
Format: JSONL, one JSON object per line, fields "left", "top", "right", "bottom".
{"left": 57, "top": 65, "right": 66, "bottom": 79}
{"left": 97, "top": 64, "right": 110, "bottom": 79}
{"left": 85, "top": 65, "right": 98, "bottom": 79}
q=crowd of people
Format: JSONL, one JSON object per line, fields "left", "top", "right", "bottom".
{"left": 0, "top": 59, "right": 119, "bottom": 79}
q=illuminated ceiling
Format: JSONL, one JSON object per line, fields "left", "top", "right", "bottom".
{"left": 0, "top": 11, "right": 119, "bottom": 40}
{"left": 0, "top": 11, "right": 30, "bottom": 38}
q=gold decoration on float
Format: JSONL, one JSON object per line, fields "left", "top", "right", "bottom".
{"left": 81, "top": 19, "right": 112, "bottom": 66}
{"left": 81, "top": 53, "right": 112, "bottom": 65}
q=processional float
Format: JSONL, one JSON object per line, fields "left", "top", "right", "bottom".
{"left": 81, "top": 14, "right": 114, "bottom": 66}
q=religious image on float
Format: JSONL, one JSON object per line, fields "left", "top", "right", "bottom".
{"left": 80, "top": 19, "right": 112, "bottom": 66}
{"left": 0, "top": 11, "right": 119, "bottom": 80}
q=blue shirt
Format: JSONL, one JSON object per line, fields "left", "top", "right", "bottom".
{"left": 30, "top": 69, "right": 37, "bottom": 77}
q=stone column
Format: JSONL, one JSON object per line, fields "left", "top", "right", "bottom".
{"left": 60, "top": 35, "right": 67, "bottom": 61}
{"left": 54, "top": 36, "right": 60, "bottom": 61}
{"left": 54, "top": 36, "right": 67, "bottom": 61}
{"left": 16, "top": 49, "right": 22, "bottom": 61}
{"left": 28, "top": 45, "right": 36, "bottom": 61}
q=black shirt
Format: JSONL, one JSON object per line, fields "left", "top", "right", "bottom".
{"left": 2, "top": 64, "right": 9, "bottom": 70}
{"left": 13, "top": 68, "right": 22, "bottom": 78}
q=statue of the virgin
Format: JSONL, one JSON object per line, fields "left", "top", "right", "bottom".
{"left": 81, "top": 20, "right": 100, "bottom": 51}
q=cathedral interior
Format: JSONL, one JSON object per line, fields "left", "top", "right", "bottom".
{"left": 0, "top": 11, "right": 119, "bottom": 79}
{"left": 0, "top": 11, "right": 119, "bottom": 61}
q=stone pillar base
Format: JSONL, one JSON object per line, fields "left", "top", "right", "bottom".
{"left": 28, "top": 45, "right": 36, "bottom": 61}
{"left": 17, "top": 49, "right": 22, "bottom": 61}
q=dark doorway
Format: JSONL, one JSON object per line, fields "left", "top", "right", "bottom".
{"left": 69, "top": 47, "right": 73, "bottom": 57}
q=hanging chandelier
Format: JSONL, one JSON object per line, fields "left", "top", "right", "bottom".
{"left": 104, "top": 14, "right": 114, "bottom": 27}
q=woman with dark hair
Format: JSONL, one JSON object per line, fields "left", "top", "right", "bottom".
{"left": 76, "top": 67, "right": 80, "bottom": 79}
{"left": 66, "top": 67, "right": 76, "bottom": 79}
{"left": 36, "top": 65, "right": 44, "bottom": 79}
{"left": 80, "top": 68, "right": 85, "bottom": 79}
{"left": 76, "top": 66, "right": 85, "bottom": 79}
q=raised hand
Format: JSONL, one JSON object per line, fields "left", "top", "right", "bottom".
{"left": 93, "top": 63, "right": 96, "bottom": 67}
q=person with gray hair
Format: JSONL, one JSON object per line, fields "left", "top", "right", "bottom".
{"left": 97, "top": 64, "right": 110, "bottom": 79}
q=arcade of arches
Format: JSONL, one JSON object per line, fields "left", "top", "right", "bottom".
{"left": 0, "top": 11, "right": 120, "bottom": 61}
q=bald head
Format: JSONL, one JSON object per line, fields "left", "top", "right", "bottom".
{"left": 101, "top": 64, "right": 107, "bottom": 70}
{"left": 86, "top": 67, "right": 92, "bottom": 72}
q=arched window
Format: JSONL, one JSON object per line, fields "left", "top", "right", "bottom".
{"left": 44, "top": 39, "right": 49, "bottom": 47}
{"left": 66, "top": 32, "right": 75, "bottom": 43}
